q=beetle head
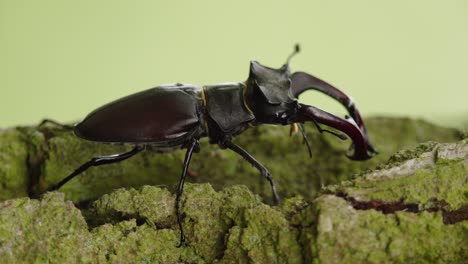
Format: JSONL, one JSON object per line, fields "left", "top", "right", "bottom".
{"left": 244, "top": 44, "right": 377, "bottom": 160}
{"left": 245, "top": 60, "right": 299, "bottom": 125}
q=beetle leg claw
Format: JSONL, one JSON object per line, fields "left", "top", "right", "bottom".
{"left": 222, "top": 139, "right": 280, "bottom": 205}
{"left": 176, "top": 234, "right": 186, "bottom": 248}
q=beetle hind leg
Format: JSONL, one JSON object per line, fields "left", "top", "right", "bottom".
{"left": 38, "top": 119, "right": 74, "bottom": 130}
{"left": 45, "top": 146, "right": 143, "bottom": 193}
{"left": 222, "top": 140, "right": 280, "bottom": 205}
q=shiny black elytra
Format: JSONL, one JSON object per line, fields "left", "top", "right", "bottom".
{"left": 42, "top": 45, "right": 377, "bottom": 247}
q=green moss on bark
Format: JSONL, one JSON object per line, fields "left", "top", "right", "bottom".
{"left": 0, "top": 185, "right": 308, "bottom": 263}
{"left": 328, "top": 139, "right": 468, "bottom": 210}
{"left": 0, "top": 129, "right": 30, "bottom": 200}
{"left": 0, "top": 193, "right": 94, "bottom": 263}
{"left": 1, "top": 176, "right": 466, "bottom": 263}
{"left": 311, "top": 195, "right": 468, "bottom": 263}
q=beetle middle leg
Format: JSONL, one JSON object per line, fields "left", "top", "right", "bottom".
{"left": 46, "top": 146, "right": 143, "bottom": 192}
{"left": 222, "top": 139, "right": 280, "bottom": 205}
{"left": 175, "top": 138, "right": 199, "bottom": 247}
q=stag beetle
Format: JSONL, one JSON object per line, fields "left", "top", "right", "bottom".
{"left": 42, "top": 45, "right": 377, "bottom": 246}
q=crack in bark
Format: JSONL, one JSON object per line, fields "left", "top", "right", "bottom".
{"left": 335, "top": 192, "right": 468, "bottom": 224}
{"left": 335, "top": 191, "right": 420, "bottom": 214}
{"left": 440, "top": 204, "right": 468, "bottom": 225}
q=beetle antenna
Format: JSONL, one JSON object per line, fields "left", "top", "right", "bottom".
{"left": 286, "top": 44, "right": 301, "bottom": 65}
{"left": 298, "top": 123, "right": 313, "bottom": 158}
{"left": 310, "top": 118, "right": 348, "bottom": 140}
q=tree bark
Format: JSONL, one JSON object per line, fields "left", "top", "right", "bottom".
{"left": 0, "top": 117, "right": 466, "bottom": 263}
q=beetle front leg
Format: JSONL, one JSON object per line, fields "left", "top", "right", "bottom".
{"left": 222, "top": 139, "right": 280, "bottom": 205}
{"left": 175, "top": 138, "right": 199, "bottom": 247}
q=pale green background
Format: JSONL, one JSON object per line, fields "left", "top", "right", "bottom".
{"left": 1, "top": 1, "right": 467, "bottom": 128}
